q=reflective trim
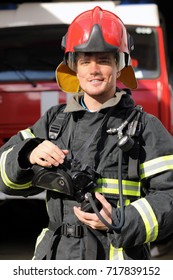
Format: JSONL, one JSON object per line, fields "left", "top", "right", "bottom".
{"left": 117, "top": 199, "right": 130, "bottom": 207}
{"left": 131, "top": 198, "right": 158, "bottom": 242}
{"left": 109, "top": 245, "right": 124, "bottom": 260}
{"left": 140, "top": 155, "right": 173, "bottom": 179}
{"left": 0, "top": 148, "right": 32, "bottom": 189}
{"left": 35, "top": 228, "right": 49, "bottom": 248}
{"left": 32, "top": 228, "right": 49, "bottom": 260}
{"left": 20, "top": 128, "right": 35, "bottom": 140}
{"left": 95, "top": 178, "right": 141, "bottom": 197}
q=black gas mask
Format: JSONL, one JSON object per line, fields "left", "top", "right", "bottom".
{"left": 32, "top": 158, "right": 102, "bottom": 212}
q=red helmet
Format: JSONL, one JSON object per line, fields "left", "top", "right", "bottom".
{"left": 56, "top": 6, "right": 137, "bottom": 93}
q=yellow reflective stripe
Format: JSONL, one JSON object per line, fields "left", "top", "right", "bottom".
{"left": 32, "top": 227, "right": 49, "bottom": 260}
{"left": 124, "top": 199, "right": 130, "bottom": 206}
{"left": 1, "top": 148, "right": 32, "bottom": 189}
{"left": 109, "top": 245, "right": 124, "bottom": 260}
{"left": 95, "top": 178, "right": 141, "bottom": 197}
{"left": 131, "top": 198, "right": 158, "bottom": 243}
{"left": 140, "top": 155, "right": 173, "bottom": 179}
{"left": 35, "top": 228, "right": 49, "bottom": 248}
{"left": 117, "top": 199, "right": 130, "bottom": 207}
{"left": 20, "top": 128, "right": 35, "bottom": 139}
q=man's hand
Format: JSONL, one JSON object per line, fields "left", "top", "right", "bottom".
{"left": 29, "top": 140, "right": 69, "bottom": 167}
{"left": 74, "top": 192, "right": 112, "bottom": 230}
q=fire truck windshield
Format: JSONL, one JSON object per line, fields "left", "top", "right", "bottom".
{"left": 0, "top": 24, "right": 68, "bottom": 82}
{"left": 0, "top": 24, "right": 159, "bottom": 82}
{"left": 128, "top": 26, "right": 160, "bottom": 79}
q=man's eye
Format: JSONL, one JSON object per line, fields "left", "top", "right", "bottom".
{"left": 99, "top": 59, "right": 110, "bottom": 64}
{"left": 79, "top": 60, "right": 89, "bottom": 65}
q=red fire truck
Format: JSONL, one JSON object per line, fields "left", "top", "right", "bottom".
{"left": 0, "top": 1, "right": 173, "bottom": 147}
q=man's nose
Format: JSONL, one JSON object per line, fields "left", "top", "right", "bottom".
{"left": 89, "top": 61, "right": 100, "bottom": 73}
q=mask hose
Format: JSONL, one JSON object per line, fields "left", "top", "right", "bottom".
{"left": 85, "top": 148, "right": 125, "bottom": 233}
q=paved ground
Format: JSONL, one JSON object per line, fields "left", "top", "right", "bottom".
{"left": 0, "top": 199, "right": 173, "bottom": 260}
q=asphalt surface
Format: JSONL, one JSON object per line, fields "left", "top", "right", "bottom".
{"left": 0, "top": 199, "right": 173, "bottom": 260}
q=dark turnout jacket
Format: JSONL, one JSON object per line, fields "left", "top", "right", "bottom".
{"left": 1, "top": 89, "right": 173, "bottom": 260}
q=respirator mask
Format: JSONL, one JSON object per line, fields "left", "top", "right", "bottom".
{"left": 32, "top": 158, "right": 102, "bottom": 212}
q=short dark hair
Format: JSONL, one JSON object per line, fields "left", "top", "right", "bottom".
{"left": 75, "top": 51, "right": 119, "bottom": 66}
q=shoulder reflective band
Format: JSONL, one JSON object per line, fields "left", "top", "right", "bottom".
{"left": 131, "top": 198, "right": 158, "bottom": 243}
{"left": 95, "top": 178, "right": 141, "bottom": 197}
{"left": 140, "top": 155, "right": 173, "bottom": 179}
{"left": 0, "top": 147, "right": 32, "bottom": 189}
{"left": 20, "top": 128, "right": 36, "bottom": 140}
{"left": 109, "top": 245, "right": 124, "bottom": 260}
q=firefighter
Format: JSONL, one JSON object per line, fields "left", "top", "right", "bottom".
{"left": 1, "top": 6, "right": 173, "bottom": 260}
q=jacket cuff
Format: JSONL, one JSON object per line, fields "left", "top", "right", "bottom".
{"left": 18, "top": 138, "right": 44, "bottom": 169}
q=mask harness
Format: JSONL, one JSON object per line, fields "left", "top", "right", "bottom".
{"left": 32, "top": 104, "right": 143, "bottom": 233}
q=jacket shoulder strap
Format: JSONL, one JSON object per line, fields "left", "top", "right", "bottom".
{"left": 127, "top": 106, "right": 143, "bottom": 180}
{"left": 48, "top": 104, "right": 70, "bottom": 140}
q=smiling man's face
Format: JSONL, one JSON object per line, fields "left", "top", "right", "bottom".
{"left": 76, "top": 52, "right": 119, "bottom": 99}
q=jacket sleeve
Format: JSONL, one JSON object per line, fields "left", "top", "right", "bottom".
{"left": 0, "top": 106, "right": 58, "bottom": 197}
{"left": 109, "top": 113, "right": 173, "bottom": 248}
